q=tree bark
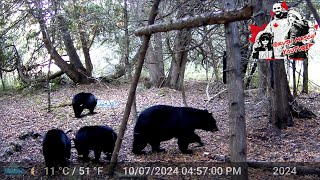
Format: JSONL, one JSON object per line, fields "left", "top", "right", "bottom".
{"left": 47, "top": 58, "right": 52, "bottom": 112}
{"left": 134, "top": 5, "right": 253, "bottom": 36}
{"left": 302, "top": 8, "right": 310, "bottom": 94}
{"left": 164, "top": 2, "right": 192, "bottom": 91}
{"left": 0, "top": 70, "right": 4, "bottom": 90}
{"left": 252, "top": 0, "right": 271, "bottom": 96}
{"left": 37, "top": 10, "right": 90, "bottom": 84}
{"left": 145, "top": 35, "right": 165, "bottom": 87}
{"left": 224, "top": 0, "right": 248, "bottom": 179}
{"left": 108, "top": 0, "right": 161, "bottom": 175}
{"left": 123, "top": 0, "right": 132, "bottom": 80}
{"left": 292, "top": 60, "right": 297, "bottom": 97}
{"left": 78, "top": 25, "right": 93, "bottom": 77}
{"left": 245, "top": 62, "right": 257, "bottom": 89}
{"left": 123, "top": 0, "right": 137, "bottom": 121}
{"left": 164, "top": 28, "right": 191, "bottom": 90}
{"left": 302, "top": 57, "right": 308, "bottom": 94}
{"left": 57, "top": 15, "right": 87, "bottom": 73}
{"left": 269, "top": 60, "right": 293, "bottom": 129}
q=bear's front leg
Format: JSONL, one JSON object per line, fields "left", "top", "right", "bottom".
{"left": 177, "top": 137, "right": 192, "bottom": 154}
{"left": 190, "top": 132, "right": 204, "bottom": 146}
{"left": 150, "top": 140, "right": 165, "bottom": 153}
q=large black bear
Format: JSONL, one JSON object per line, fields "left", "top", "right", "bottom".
{"left": 74, "top": 126, "right": 117, "bottom": 162}
{"left": 42, "top": 129, "right": 71, "bottom": 168}
{"left": 72, "top": 92, "right": 97, "bottom": 118}
{"left": 132, "top": 105, "right": 219, "bottom": 154}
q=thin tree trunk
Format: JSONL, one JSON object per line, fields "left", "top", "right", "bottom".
{"left": 123, "top": 0, "right": 132, "bottom": 80}
{"left": 123, "top": 0, "right": 137, "bottom": 121}
{"left": 205, "top": 27, "right": 219, "bottom": 81}
{"left": 302, "top": 57, "right": 308, "bottom": 94}
{"left": 164, "top": 28, "right": 191, "bottom": 90}
{"left": 224, "top": 0, "right": 248, "bottom": 179}
{"left": 258, "top": 60, "right": 268, "bottom": 96}
{"left": 245, "top": 62, "right": 257, "bottom": 89}
{"left": 79, "top": 25, "right": 93, "bottom": 77}
{"left": 108, "top": 0, "right": 161, "bottom": 175}
{"left": 0, "top": 70, "right": 4, "bottom": 90}
{"left": 223, "top": 51, "right": 227, "bottom": 84}
{"left": 302, "top": 8, "right": 310, "bottom": 94}
{"left": 47, "top": 58, "right": 53, "bottom": 112}
{"left": 292, "top": 60, "right": 297, "bottom": 97}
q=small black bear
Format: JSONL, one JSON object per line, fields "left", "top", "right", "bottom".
{"left": 132, "top": 105, "right": 219, "bottom": 154}
{"left": 74, "top": 126, "right": 117, "bottom": 162}
{"left": 42, "top": 129, "right": 71, "bottom": 168}
{"left": 72, "top": 92, "right": 97, "bottom": 118}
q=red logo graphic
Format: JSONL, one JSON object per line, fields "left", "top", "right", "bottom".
{"left": 249, "top": 24, "right": 267, "bottom": 43}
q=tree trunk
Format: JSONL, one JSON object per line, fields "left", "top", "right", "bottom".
{"left": 108, "top": 0, "right": 161, "bottom": 175}
{"left": 258, "top": 60, "right": 268, "bottom": 96}
{"left": 145, "top": 34, "right": 165, "bottom": 87}
{"left": 0, "top": 70, "right": 4, "bottom": 90}
{"left": 36, "top": 9, "right": 91, "bottom": 84}
{"left": 224, "top": 0, "right": 248, "bottom": 179}
{"left": 292, "top": 60, "right": 297, "bottom": 97}
{"left": 163, "top": 0, "right": 195, "bottom": 90}
{"left": 302, "top": 57, "right": 308, "bottom": 94}
{"left": 164, "top": 28, "right": 191, "bottom": 90}
{"left": 252, "top": 0, "right": 271, "bottom": 96}
{"left": 223, "top": 51, "right": 227, "bottom": 84}
{"left": 302, "top": 8, "right": 311, "bottom": 94}
{"left": 205, "top": 27, "right": 219, "bottom": 81}
{"left": 123, "top": 0, "right": 132, "bottom": 80}
{"left": 269, "top": 60, "right": 293, "bottom": 129}
{"left": 154, "top": 33, "right": 165, "bottom": 86}
{"left": 57, "top": 15, "right": 87, "bottom": 73}
{"left": 123, "top": 0, "right": 137, "bottom": 121}
{"left": 78, "top": 24, "right": 93, "bottom": 77}
{"left": 245, "top": 62, "right": 257, "bottom": 89}
{"left": 47, "top": 58, "right": 52, "bottom": 112}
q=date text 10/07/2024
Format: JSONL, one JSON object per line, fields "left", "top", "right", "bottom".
{"left": 123, "top": 166, "right": 302, "bottom": 177}
{"left": 123, "top": 166, "right": 242, "bottom": 176}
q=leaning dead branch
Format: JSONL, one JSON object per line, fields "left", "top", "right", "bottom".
{"left": 134, "top": 5, "right": 253, "bottom": 36}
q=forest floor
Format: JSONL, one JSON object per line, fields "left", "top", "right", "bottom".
{"left": 0, "top": 81, "right": 319, "bottom": 179}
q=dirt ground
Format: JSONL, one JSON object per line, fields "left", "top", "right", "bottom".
{"left": 0, "top": 81, "right": 319, "bottom": 179}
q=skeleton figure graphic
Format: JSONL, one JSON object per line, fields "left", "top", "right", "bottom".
{"left": 263, "top": 2, "right": 290, "bottom": 59}
{"left": 272, "top": 2, "right": 288, "bottom": 19}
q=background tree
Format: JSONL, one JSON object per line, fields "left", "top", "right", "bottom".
{"left": 224, "top": 0, "right": 248, "bottom": 179}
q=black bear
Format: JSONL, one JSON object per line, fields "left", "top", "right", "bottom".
{"left": 72, "top": 92, "right": 97, "bottom": 118}
{"left": 132, "top": 105, "right": 219, "bottom": 154}
{"left": 74, "top": 126, "right": 117, "bottom": 162}
{"left": 42, "top": 129, "right": 71, "bottom": 168}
